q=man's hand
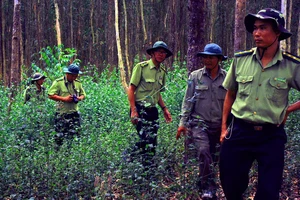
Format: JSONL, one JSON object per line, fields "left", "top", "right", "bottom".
{"left": 163, "top": 108, "right": 172, "bottom": 123}
{"left": 64, "top": 95, "right": 74, "bottom": 103}
{"left": 130, "top": 109, "right": 139, "bottom": 125}
{"left": 281, "top": 106, "right": 292, "bottom": 126}
{"left": 220, "top": 125, "right": 228, "bottom": 143}
{"left": 176, "top": 126, "right": 187, "bottom": 140}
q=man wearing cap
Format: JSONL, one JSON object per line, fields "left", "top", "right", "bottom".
{"left": 24, "top": 72, "right": 47, "bottom": 104}
{"left": 219, "top": 8, "right": 300, "bottom": 200}
{"left": 127, "top": 41, "right": 172, "bottom": 169}
{"left": 48, "top": 64, "right": 86, "bottom": 146}
{"left": 176, "top": 43, "right": 227, "bottom": 199}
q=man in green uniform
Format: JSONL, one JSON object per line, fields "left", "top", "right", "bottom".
{"left": 219, "top": 8, "right": 300, "bottom": 200}
{"left": 48, "top": 64, "right": 86, "bottom": 146}
{"left": 177, "top": 43, "right": 227, "bottom": 199}
{"left": 23, "top": 72, "right": 47, "bottom": 147}
{"left": 127, "top": 41, "right": 172, "bottom": 168}
{"left": 24, "top": 72, "right": 47, "bottom": 104}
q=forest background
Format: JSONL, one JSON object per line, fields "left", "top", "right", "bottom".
{"left": 0, "top": 0, "right": 300, "bottom": 199}
{"left": 1, "top": 0, "right": 300, "bottom": 86}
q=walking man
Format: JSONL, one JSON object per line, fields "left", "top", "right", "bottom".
{"left": 177, "top": 43, "right": 227, "bottom": 199}
{"left": 48, "top": 64, "right": 86, "bottom": 147}
{"left": 219, "top": 8, "right": 300, "bottom": 200}
{"left": 127, "top": 41, "right": 173, "bottom": 169}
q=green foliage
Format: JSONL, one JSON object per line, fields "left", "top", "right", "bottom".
{"left": 0, "top": 57, "right": 299, "bottom": 199}
{"left": 222, "top": 57, "right": 233, "bottom": 71}
{"left": 30, "top": 45, "right": 81, "bottom": 82}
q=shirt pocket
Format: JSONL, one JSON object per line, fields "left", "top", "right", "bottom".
{"left": 141, "top": 78, "right": 155, "bottom": 91}
{"left": 236, "top": 75, "right": 253, "bottom": 96}
{"left": 195, "top": 85, "right": 209, "bottom": 99}
{"left": 266, "top": 77, "right": 288, "bottom": 102}
{"left": 217, "top": 85, "right": 227, "bottom": 100}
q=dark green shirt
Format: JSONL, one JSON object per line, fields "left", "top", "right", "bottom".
{"left": 24, "top": 84, "right": 46, "bottom": 104}
{"left": 130, "top": 59, "right": 166, "bottom": 107}
{"left": 179, "top": 67, "right": 227, "bottom": 127}
{"left": 223, "top": 48, "right": 300, "bottom": 124}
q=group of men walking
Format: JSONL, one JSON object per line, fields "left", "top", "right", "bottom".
{"left": 127, "top": 8, "right": 300, "bottom": 200}
{"left": 24, "top": 8, "right": 300, "bottom": 200}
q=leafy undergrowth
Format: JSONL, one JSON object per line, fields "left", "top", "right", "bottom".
{"left": 0, "top": 66, "right": 299, "bottom": 199}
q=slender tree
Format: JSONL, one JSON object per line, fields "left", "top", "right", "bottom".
{"left": 286, "top": 0, "right": 292, "bottom": 52}
{"left": 297, "top": 15, "right": 300, "bottom": 56}
{"left": 0, "top": 0, "right": 3, "bottom": 82}
{"left": 114, "top": 0, "right": 128, "bottom": 91}
{"left": 208, "top": 0, "right": 217, "bottom": 42}
{"left": 122, "top": 0, "right": 131, "bottom": 80}
{"left": 187, "top": 0, "right": 205, "bottom": 74}
{"left": 70, "top": 0, "right": 74, "bottom": 48}
{"left": 139, "top": 0, "right": 147, "bottom": 45}
{"left": 1, "top": 0, "right": 9, "bottom": 86}
{"left": 106, "top": 2, "right": 116, "bottom": 69}
{"left": 281, "top": 0, "right": 287, "bottom": 50}
{"left": 90, "top": 0, "right": 95, "bottom": 62}
{"left": 10, "top": 0, "right": 21, "bottom": 88}
{"left": 234, "top": 0, "right": 246, "bottom": 52}
{"left": 54, "top": 0, "right": 61, "bottom": 46}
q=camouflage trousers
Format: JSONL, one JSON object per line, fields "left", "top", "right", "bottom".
{"left": 54, "top": 112, "right": 81, "bottom": 146}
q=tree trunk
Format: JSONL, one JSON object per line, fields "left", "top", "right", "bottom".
{"left": 1, "top": 0, "right": 8, "bottom": 86}
{"left": 208, "top": 0, "right": 217, "bottom": 42}
{"left": 187, "top": 0, "right": 205, "bottom": 74}
{"left": 139, "top": 0, "right": 147, "bottom": 45}
{"left": 70, "top": 0, "right": 73, "bottom": 48}
{"left": 114, "top": 0, "right": 128, "bottom": 91}
{"left": 122, "top": 0, "right": 131, "bottom": 81}
{"left": 10, "top": 0, "right": 21, "bottom": 88}
{"left": 169, "top": 0, "right": 176, "bottom": 60}
{"left": 286, "top": 0, "right": 292, "bottom": 52}
{"left": 90, "top": 0, "right": 95, "bottom": 62}
{"left": 136, "top": 0, "right": 142, "bottom": 60}
{"left": 0, "top": 1, "right": 3, "bottom": 83}
{"left": 234, "top": 0, "right": 246, "bottom": 52}
{"left": 54, "top": 0, "right": 62, "bottom": 46}
{"left": 281, "top": 0, "right": 287, "bottom": 50}
{"left": 297, "top": 15, "right": 300, "bottom": 56}
{"left": 107, "top": 2, "right": 116, "bottom": 69}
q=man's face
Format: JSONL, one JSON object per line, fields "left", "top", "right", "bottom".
{"left": 201, "top": 55, "right": 220, "bottom": 70}
{"left": 153, "top": 48, "right": 168, "bottom": 63}
{"left": 252, "top": 19, "right": 280, "bottom": 48}
{"left": 36, "top": 78, "right": 45, "bottom": 85}
{"left": 66, "top": 73, "right": 78, "bottom": 82}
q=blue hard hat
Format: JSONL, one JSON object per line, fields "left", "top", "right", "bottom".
{"left": 197, "top": 43, "right": 227, "bottom": 61}
{"left": 63, "top": 64, "right": 82, "bottom": 74}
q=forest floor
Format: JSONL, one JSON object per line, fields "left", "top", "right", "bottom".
{"left": 94, "top": 165, "right": 300, "bottom": 200}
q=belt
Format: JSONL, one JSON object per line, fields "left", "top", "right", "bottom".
{"left": 234, "top": 117, "right": 278, "bottom": 131}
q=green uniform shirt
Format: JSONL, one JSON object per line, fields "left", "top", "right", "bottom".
{"left": 179, "top": 67, "right": 227, "bottom": 127}
{"left": 24, "top": 84, "right": 47, "bottom": 104}
{"left": 223, "top": 48, "right": 300, "bottom": 124}
{"left": 48, "top": 76, "right": 86, "bottom": 114}
{"left": 130, "top": 59, "right": 166, "bottom": 107}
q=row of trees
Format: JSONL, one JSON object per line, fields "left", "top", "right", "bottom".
{"left": 1, "top": 0, "right": 299, "bottom": 87}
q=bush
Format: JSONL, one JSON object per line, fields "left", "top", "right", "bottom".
{"left": 0, "top": 58, "right": 299, "bottom": 199}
